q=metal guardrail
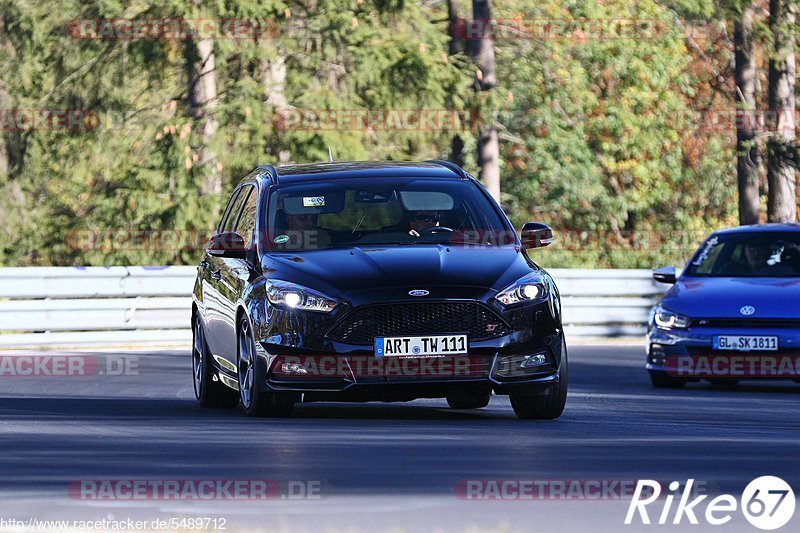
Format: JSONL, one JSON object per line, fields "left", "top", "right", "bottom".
{"left": 0, "top": 266, "right": 670, "bottom": 348}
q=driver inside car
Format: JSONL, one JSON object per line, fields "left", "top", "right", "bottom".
{"left": 408, "top": 210, "right": 441, "bottom": 237}
{"left": 718, "top": 242, "right": 774, "bottom": 275}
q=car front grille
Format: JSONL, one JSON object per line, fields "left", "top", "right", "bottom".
{"left": 691, "top": 318, "right": 800, "bottom": 329}
{"left": 327, "top": 302, "right": 511, "bottom": 345}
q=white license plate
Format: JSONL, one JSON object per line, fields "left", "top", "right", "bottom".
{"left": 713, "top": 335, "right": 778, "bottom": 352}
{"left": 375, "top": 335, "right": 468, "bottom": 357}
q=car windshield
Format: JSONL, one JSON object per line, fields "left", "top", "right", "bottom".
{"left": 685, "top": 232, "right": 800, "bottom": 277}
{"left": 266, "top": 178, "right": 513, "bottom": 250}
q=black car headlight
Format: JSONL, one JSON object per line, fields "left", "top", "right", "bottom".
{"left": 266, "top": 279, "right": 338, "bottom": 313}
{"left": 652, "top": 305, "right": 690, "bottom": 329}
{"left": 495, "top": 273, "right": 548, "bottom": 306}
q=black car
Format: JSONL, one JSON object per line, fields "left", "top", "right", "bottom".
{"left": 191, "top": 161, "right": 567, "bottom": 419}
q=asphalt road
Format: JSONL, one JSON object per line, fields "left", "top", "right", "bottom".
{"left": 0, "top": 344, "right": 798, "bottom": 532}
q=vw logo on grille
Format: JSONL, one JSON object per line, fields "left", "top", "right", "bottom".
{"left": 740, "top": 305, "right": 756, "bottom": 316}
{"left": 408, "top": 290, "right": 429, "bottom": 297}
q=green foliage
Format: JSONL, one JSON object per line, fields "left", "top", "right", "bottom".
{"left": 489, "top": 0, "right": 737, "bottom": 269}
{"left": 0, "top": 0, "right": 737, "bottom": 268}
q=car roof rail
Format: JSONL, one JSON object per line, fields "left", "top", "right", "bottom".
{"left": 424, "top": 160, "right": 468, "bottom": 179}
{"left": 256, "top": 164, "right": 279, "bottom": 185}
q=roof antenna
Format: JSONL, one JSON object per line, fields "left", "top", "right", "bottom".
{"left": 327, "top": 147, "right": 334, "bottom": 163}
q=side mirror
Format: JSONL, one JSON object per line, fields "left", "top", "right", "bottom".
{"left": 653, "top": 266, "right": 677, "bottom": 284}
{"left": 207, "top": 232, "right": 247, "bottom": 259}
{"left": 520, "top": 222, "right": 554, "bottom": 249}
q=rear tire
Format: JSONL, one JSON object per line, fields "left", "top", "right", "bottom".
{"left": 238, "top": 315, "right": 294, "bottom": 418}
{"left": 650, "top": 374, "right": 687, "bottom": 389}
{"left": 446, "top": 391, "right": 491, "bottom": 409}
{"left": 510, "top": 340, "right": 568, "bottom": 420}
{"left": 193, "top": 313, "right": 238, "bottom": 408}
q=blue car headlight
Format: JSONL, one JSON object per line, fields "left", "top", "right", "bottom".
{"left": 652, "top": 305, "right": 690, "bottom": 329}
{"left": 266, "top": 279, "right": 338, "bottom": 313}
{"left": 495, "top": 273, "right": 548, "bottom": 306}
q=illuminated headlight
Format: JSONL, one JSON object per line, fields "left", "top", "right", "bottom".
{"left": 284, "top": 292, "right": 302, "bottom": 308}
{"left": 266, "top": 279, "right": 337, "bottom": 313}
{"left": 652, "top": 305, "right": 690, "bottom": 329}
{"left": 496, "top": 274, "right": 548, "bottom": 306}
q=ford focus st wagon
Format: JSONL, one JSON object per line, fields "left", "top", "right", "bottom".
{"left": 191, "top": 161, "right": 567, "bottom": 419}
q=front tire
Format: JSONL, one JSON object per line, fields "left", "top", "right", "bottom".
{"left": 446, "top": 391, "right": 491, "bottom": 409}
{"left": 192, "top": 313, "right": 238, "bottom": 408}
{"left": 510, "top": 341, "right": 568, "bottom": 420}
{"left": 237, "top": 315, "right": 294, "bottom": 418}
{"left": 650, "top": 374, "right": 687, "bottom": 389}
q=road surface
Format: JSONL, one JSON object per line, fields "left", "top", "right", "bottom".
{"left": 0, "top": 345, "right": 798, "bottom": 532}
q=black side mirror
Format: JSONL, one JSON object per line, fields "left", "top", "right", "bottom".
{"left": 653, "top": 266, "right": 677, "bottom": 284}
{"left": 520, "top": 222, "right": 554, "bottom": 250}
{"left": 207, "top": 232, "right": 247, "bottom": 259}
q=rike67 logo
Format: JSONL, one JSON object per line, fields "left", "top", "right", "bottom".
{"left": 625, "top": 477, "right": 795, "bottom": 530}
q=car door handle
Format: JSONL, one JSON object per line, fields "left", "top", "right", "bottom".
{"left": 211, "top": 271, "right": 222, "bottom": 280}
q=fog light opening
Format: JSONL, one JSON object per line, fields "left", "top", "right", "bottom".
{"left": 520, "top": 353, "right": 548, "bottom": 368}
{"left": 649, "top": 343, "right": 667, "bottom": 365}
{"left": 280, "top": 362, "right": 309, "bottom": 375}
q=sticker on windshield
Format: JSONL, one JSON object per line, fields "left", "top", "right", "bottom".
{"left": 692, "top": 236, "right": 719, "bottom": 266}
{"left": 768, "top": 246, "right": 784, "bottom": 266}
{"left": 274, "top": 234, "right": 290, "bottom": 244}
{"left": 303, "top": 196, "right": 325, "bottom": 207}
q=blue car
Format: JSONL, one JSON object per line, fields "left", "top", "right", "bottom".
{"left": 647, "top": 224, "right": 800, "bottom": 388}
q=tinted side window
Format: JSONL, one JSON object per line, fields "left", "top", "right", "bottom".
{"left": 217, "top": 188, "right": 242, "bottom": 233}
{"left": 222, "top": 186, "right": 251, "bottom": 233}
{"left": 237, "top": 187, "right": 259, "bottom": 248}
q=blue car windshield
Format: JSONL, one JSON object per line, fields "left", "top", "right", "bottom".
{"left": 266, "top": 178, "right": 514, "bottom": 250}
{"left": 685, "top": 232, "right": 800, "bottom": 277}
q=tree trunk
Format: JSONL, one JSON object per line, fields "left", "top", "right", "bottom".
{"left": 447, "top": 0, "right": 464, "bottom": 166}
{"left": 451, "top": 135, "right": 465, "bottom": 168}
{"left": 767, "top": 0, "right": 796, "bottom": 222}
{"left": 734, "top": 4, "right": 760, "bottom": 225}
{"left": 261, "top": 52, "right": 287, "bottom": 110}
{"left": 186, "top": 39, "right": 220, "bottom": 198}
{"left": 447, "top": 0, "right": 464, "bottom": 56}
{"left": 0, "top": 82, "right": 8, "bottom": 179}
{"left": 259, "top": 48, "right": 290, "bottom": 165}
{"left": 0, "top": 15, "right": 10, "bottom": 179}
{"left": 470, "top": 0, "right": 496, "bottom": 91}
{"left": 471, "top": 0, "right": 499, "bottom": 201}
{"left": 477, "top": 127, "right": 500, "bottom": 200}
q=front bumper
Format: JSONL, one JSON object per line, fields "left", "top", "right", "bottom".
{"left": 257, "top": 341, "right": 564, "bottom": 397}
{"left": 647, "top": 326, "right": 800, "bottom": 380}
{"left": 248, "top": 294, "right": 565, "bottom": 399}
